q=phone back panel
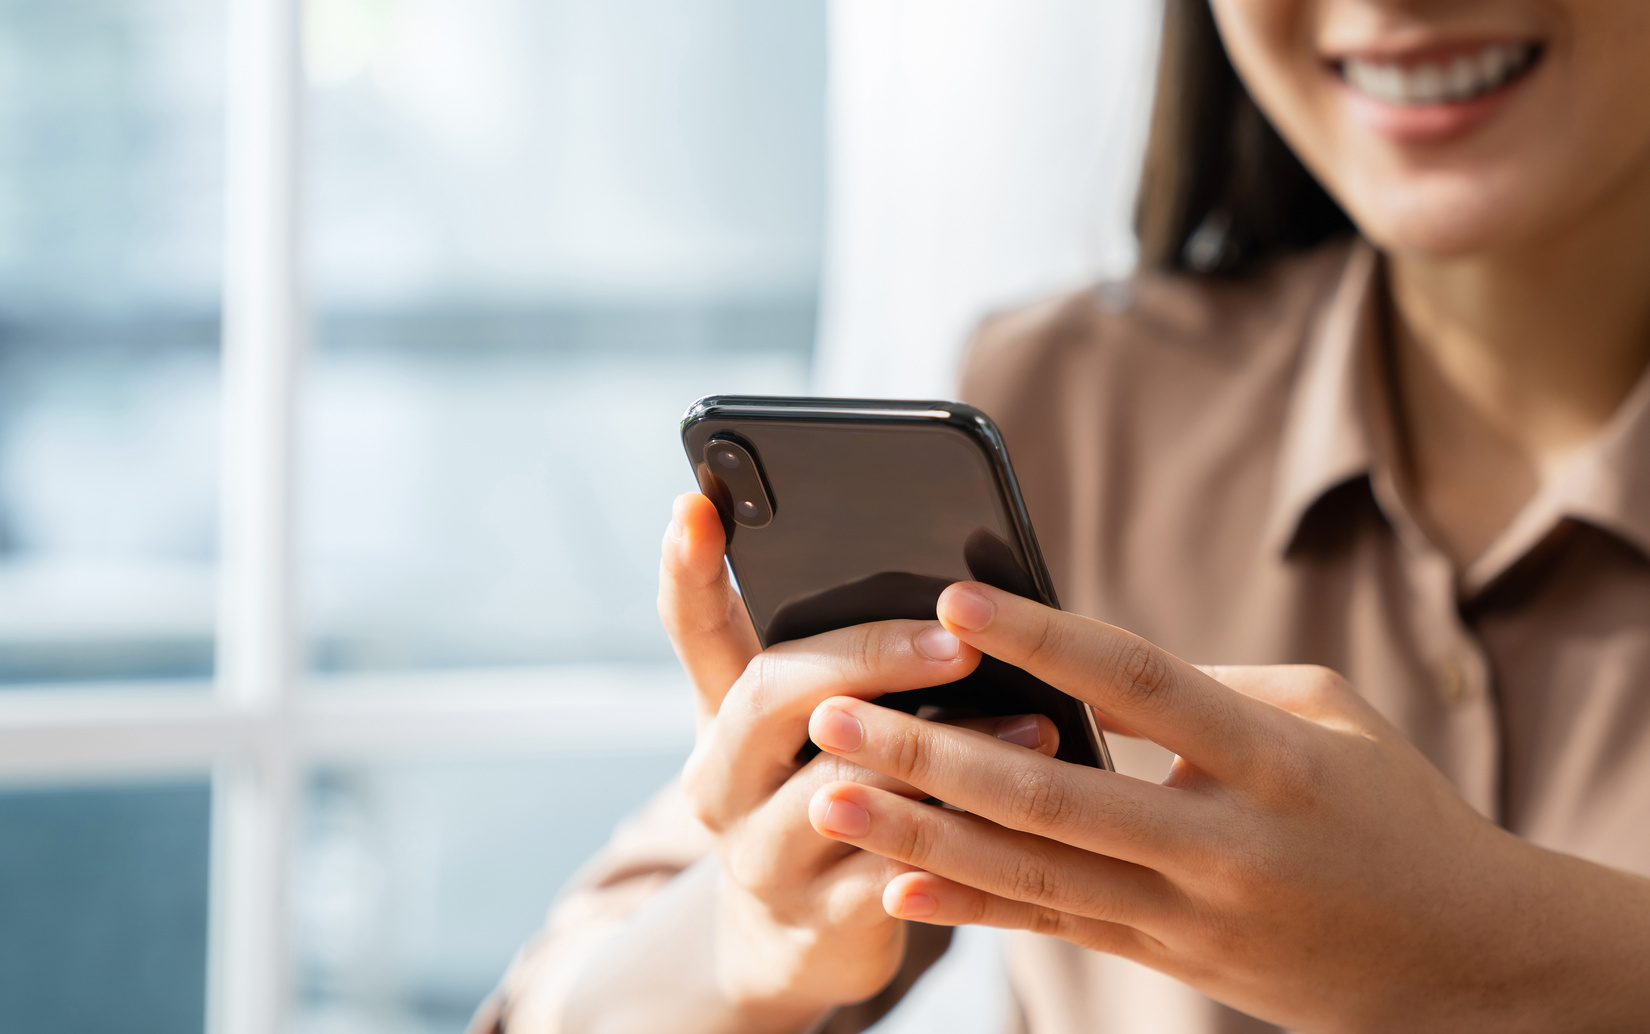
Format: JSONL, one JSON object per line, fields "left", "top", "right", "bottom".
{"left": 681, "top": 396, "right": 1111, "bottom": 769}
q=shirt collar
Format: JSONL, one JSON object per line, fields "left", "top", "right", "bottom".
{"left": 1464, "top": 360, "right": 1650, "bottom": 590}
{"left": 1264, "top": 237, "right": 1650, "bottom": 589}
{"left": 1263, "top": 239, "right": 1383, "bottom": 556}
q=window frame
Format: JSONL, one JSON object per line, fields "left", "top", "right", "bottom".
{"left": 0, "top": 2, "right": 692, "bottom": 1030}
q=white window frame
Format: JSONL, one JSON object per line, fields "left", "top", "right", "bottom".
{"left": 0, "top": 2, "right": 692, "bottom": 1031}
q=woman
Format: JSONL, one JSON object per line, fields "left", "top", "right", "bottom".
{"left": 478, "top": 0, "right": 1650, "bottom": 1030}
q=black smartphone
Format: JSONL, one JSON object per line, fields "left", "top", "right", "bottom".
{"left": 680, "top": 395, "right": 1113, "bottom": 770}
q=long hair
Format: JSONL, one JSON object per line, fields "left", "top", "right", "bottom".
{"left": 1134, "top": 0, "right": 1353, "bottom": 275}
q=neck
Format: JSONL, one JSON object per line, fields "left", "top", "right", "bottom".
{"left": 1385, "top": 168, "right": 1650, "bottom": 568}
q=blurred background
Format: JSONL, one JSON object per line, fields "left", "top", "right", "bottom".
{"left": 0, "top": 0, "right": 1156, "bottom": 1030}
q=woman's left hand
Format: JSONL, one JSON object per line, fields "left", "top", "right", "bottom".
{"left": 804, "top": 582, "right": 1650, "bottom": 1034}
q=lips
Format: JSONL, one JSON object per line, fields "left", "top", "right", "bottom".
{"left": 1326, "top": 38, "right": 1543, "bottom": 144}
{"left": 1336, "top": 41, "right": 1540, "bottom": 106}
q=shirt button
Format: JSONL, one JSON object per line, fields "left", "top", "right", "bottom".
{"left": 1437, "top": 658, "right": 1469, "bottom": 706}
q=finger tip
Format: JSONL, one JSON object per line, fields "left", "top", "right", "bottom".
{"left": 806, "top": 781, "right": 849, "bottom": 834}
{"left": 1036, "top": 714, "right": 1060, "bottom": 756}
{"left": 810, "top": 699, "right": 865, "bottom": 754}
{"left": 991, "top": 713, "right": 1059, "bottom": 754}
{"left": 882, "top": 875, "right": 940, "bottom": 919}
{"left": 806, "top": 787, "right": 833, "bottom": 831}
{"left": 936, "top": 582, "right": 998, "bottom": 633}
{"left": 810, "top": 785, "right": 871, "bottom": 839}
{"left": 808, "top": 695, "right": 853, "bottom": 727}
{"left": 667, "top": 497, "right": 729, "bottom": 567}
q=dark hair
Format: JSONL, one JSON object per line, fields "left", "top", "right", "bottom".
{"left": 1135, "top": 0, "right": 1353, "bottom": 275}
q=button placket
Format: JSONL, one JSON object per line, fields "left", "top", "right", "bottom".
{"left": 1436, "top": 656, "right": 1468, "bottom": 707}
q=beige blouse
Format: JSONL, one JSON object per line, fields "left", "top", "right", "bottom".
{"left": 474, "top": 237, "right": 1650, "bottom": 1033}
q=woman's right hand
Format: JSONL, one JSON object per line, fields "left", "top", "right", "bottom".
{"left": 659, "top": 493, "right": 1050, "bottom": 1030}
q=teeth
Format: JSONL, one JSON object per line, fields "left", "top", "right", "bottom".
{"left": 1478, "top": 45, "right": 1509, "bottom": 83}
{"left": 1445, "top": 56, "right": 1477, "bottom": 97}
{"left": 1341, "top": 41, "right": 1535, "bottom": 105}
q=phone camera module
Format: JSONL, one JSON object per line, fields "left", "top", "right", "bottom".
{"left": 702, "top": 437, "right": 774, "bottom": 530}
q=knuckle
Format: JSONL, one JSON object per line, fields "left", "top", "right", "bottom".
{"left": 1027, "top": 904, "right": 1075, "bottom": 940}
{"left": 1005, "top": 853, "right": 1061, "bottom": 906}
{"left": 1003, "top": 765, "right": 1070, "bottom": 834}
{"left": 735, "top": 652, "right": 783, "bottom": 722}
{"left": 1021, "top": 616, "right": 1069, "bottom": 672}
{"left": 961, "top": 894, "right": 992, "bottom": 926}
{"left": 749, "top": 881, "right": 812, "bottom": 929}
{"left": 722, "top": 841, "right": 765, "bottom": 897}
{"left": 680, "top": 758, "right": 728, "bottom": 833}
{"left": 1210, "top": 838, "right": 1285, "bottom": 910}
{"left": 1113, "top": 638, "right": 1174, "bottom": 713}
{"left": 893, "top": 811, "right": 938, "bottom": 867}
{"left": 891, "top": 720, "right": 933, "bottom": 784}
{"left": 843, "top": 623, "right": 892, "bottom": 687}
{"left": 1065, "top": 876, "right": 1128, "bottom": 926}
{"left": 1198, "top": 817, "right": 1295, "bottom": 905}
{"left": 657, "top": 581, "right": 725, "bottom": 640}
{"left": 1302, "top": 663, "right": 1350, "bottom": 692}
{"left": 721, "top": 838, "right": 778, "bottom": 899}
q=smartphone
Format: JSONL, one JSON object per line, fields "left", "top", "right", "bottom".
{"left": 680, "top": 395, "right": 1113, "bottom": 770}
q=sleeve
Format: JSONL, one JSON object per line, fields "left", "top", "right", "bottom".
{"left": 466, "top": 779, "right": 955, "bottom": 1033}
{"left": 466, "top": 777, "right": 715, "bottom": 1033}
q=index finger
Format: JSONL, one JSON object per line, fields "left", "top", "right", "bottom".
{"left": 659, "top": 493, "right": 762, "bottom": 723}
{"left": 936, "top": 582, "right": 1269, "bottom": 777}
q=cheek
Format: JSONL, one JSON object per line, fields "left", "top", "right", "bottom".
{"left": 1218, "top": 1, "right": 1650, "bottom": 257}
{"left": 1208, "top": 0, "right": 1344, "bottom": 191}
{"left": 1210, "top": 0, "right": 1322, "bottom": 103}
{"left": 1346, "top": 33, "right": 1650, "bottom": 255}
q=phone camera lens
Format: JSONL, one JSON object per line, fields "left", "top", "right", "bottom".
{"left": 715, "top": 448, "right": 741, "bottom": 470}
{"left": 736, "top": 500, "right": 759, "bottom": 519}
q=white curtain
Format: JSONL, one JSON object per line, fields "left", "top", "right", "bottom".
{"left": 816, "top": 0, "right": 1163, "bottom": 399}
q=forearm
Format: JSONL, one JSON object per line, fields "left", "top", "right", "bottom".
{"left": 509, "top": 859, "right": 829, "bottom": 1034}
{"left": 508, "top": 857, "right": 953, "bottom": 1034}
{"left": 1477, "top": 844, "right": 1650, "bottom": 1034}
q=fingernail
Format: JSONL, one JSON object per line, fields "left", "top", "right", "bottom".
{"left": 821, "top": 797, "right": 870, "bottom": 837}
{"left": 892, "top": 892, "right": 937, "bottom": 919}
{"left": 812, "top": 707, "right": 864, "bottom": 752}
{"left": 916, "top": 625, "right": 961, "bottom": 660}
{"left": 993, "top": 715, "right": 1045, "bottom": 751}
{"left": 940, "top": 585, "right": 995, "bottom": 632}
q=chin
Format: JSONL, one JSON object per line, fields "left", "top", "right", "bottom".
{"left": 1337, "top": 169, "right": 1545, "bottom": 260}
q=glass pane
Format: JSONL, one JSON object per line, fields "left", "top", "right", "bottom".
{"left": 303, "top": 0, "right": 825, "bottom": 672}
{"left": 0, "top": 779, "right": 213, "bottom": 1032}
{"left": 293, "top": 751, "right": 689, "bottom": 1032}
{"left": 0, "top": 0, "right": 224, "bottom": 687}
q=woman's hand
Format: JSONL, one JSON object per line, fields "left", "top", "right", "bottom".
{"left": 657, "top": 496, "right": 1055, "bottom": 1031}
{"left": 804, "top": 581, "right": 1650, "bottom": 1034}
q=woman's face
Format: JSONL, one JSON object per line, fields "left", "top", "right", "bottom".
{"left": 1209, "top": 0, "right": 1650, "bottom": 257}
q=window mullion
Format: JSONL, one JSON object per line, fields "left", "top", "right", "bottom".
{"left": 210, "top": 0, "right": 304, "bottom": 1028}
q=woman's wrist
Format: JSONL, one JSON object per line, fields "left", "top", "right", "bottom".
{"left": 1469, "top": 841, "right": 1650, "bottom": 1034}
{"left": 710, "top": 867, "right": 881, "bottom": 1033}
{"left": 547, "top": 859, "right": 831, "bottom": 1034}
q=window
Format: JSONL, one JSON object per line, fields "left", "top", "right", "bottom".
{"left": 0, "top": 0, "right": 822, "bottom": 1030}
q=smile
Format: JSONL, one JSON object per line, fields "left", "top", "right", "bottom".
{"left": 1337, "top": 41, "right": 1540, "bottom": 106}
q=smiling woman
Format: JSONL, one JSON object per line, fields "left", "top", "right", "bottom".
{"left": 481, "top": 2, "right": 1650, "bottom": 1033}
